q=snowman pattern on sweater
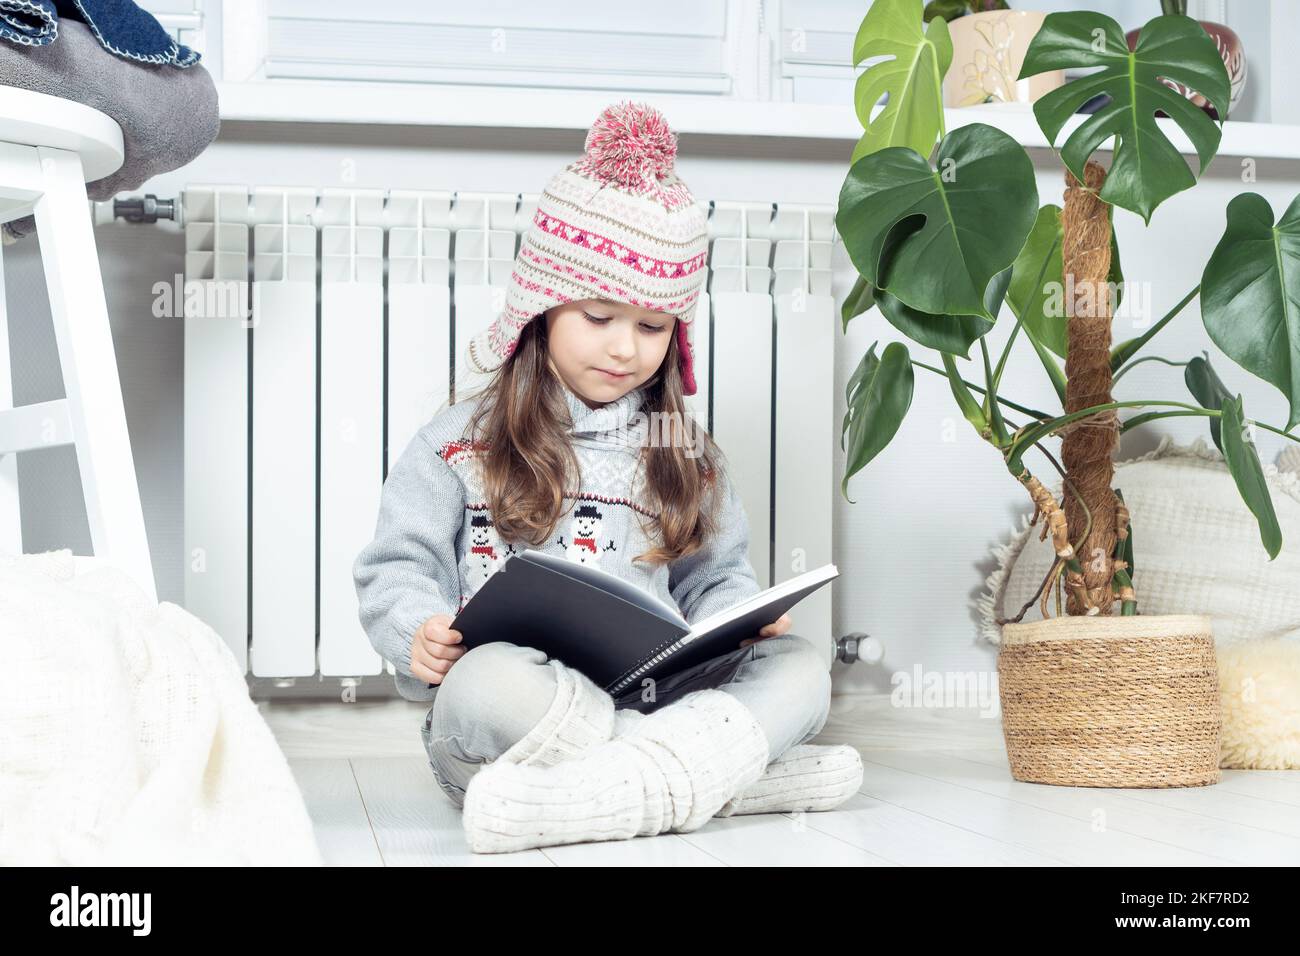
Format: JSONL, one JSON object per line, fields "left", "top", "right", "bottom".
{"left": 557, "top": 503, "right": 617, "bottom": 566}
{"left": 463, "top": 511, "right": 509, "bottom": 591}
{"left": 457, "top": 506, "right": 522, "bottom": 609}
{"left": 439, "top": 435, "right": 647, "bottom": 612}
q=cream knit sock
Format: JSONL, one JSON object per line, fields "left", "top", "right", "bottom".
{"left": 713, "top": 744, "right": 863, "bottom": 816}
{"left": 613, "top": 709, "right": 863, "bottom": 817}
{"left": 461, "top": 688, "right": 769, "bottom": 854}
{"left": 493, "top": 660, "right": 616, "bottom": 767}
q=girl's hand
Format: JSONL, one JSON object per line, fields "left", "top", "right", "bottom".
{"left": 411, "top": 613, "right": 467, "bottom": 685}
{"left": 740, "top": 612, "right": 792, "bottom": 648}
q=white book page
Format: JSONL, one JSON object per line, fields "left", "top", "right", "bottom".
{"left": 518, "top": 549, "right": 688, "bottom": 628}
{"left": 685, "top": 564, "right": 839, "bottom": 641}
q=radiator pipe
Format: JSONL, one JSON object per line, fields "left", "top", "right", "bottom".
{"left": 111, "top": 194, "right": 177, "bottom": 224}
{"left": 91, "top": 193, "right": 179, "bottom": 226}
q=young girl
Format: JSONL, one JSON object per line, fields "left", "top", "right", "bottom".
{"left": 353, "top": 102, "right": 862, "bottom": 854}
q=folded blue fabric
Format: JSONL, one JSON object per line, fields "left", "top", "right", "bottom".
{"left": 0, "top": 0, "right": 57, "bottom": 47}
{"left": 0, "top": 0, "right": 199, "bottom": 67}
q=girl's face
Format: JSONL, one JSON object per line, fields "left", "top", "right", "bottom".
{"left": 543, "top": 299, "right": 675, "bottom": 409}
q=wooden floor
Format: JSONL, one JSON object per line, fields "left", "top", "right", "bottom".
{"left": 260, "top": 694, "right": 1300, "bottom": 866}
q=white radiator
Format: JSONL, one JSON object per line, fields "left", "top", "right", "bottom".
{"left": 180, "top": 185, "right": 837, "bottom": 683}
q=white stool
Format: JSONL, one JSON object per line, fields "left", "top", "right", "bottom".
{"left": 0, "top": 87, "right": 157, "bottom": 604}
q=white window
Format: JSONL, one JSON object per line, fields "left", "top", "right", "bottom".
{"left": 261, "top": 0, "right": 731, "bottom": 93}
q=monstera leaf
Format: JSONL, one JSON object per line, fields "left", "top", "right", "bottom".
{"left": 1017, "top": 12, "right": 1230, "bottom": 224}
{"left": 876, "top": 266, "right": 1011, "bottom": 358}
{"left": 842, "top": 276, "right": 876, "bottom": 332}
{"left": 1184, "top": 353, "right": 1233, "bottom": 452}
{"left": 842, "top": 341, "right": 914, "bottom": 501}
{"left": 1183, "top": 357, "right": 1283, "bottom": 557}
{"left": 837, "top": 123, "right": 1038, "bottom": 323}
{"left": 1201, "top": 192, "right": 1300, "bottom": 431}
{"left": 841, "top": 212, "right": 927, "bottom": 333}
{"left": 1221, "top": 394, "right": 1283, "bottom": 560}
{"left": 851, "top": 0, "right": 953, "bottom": 164}
{"left": 1007, "top": 204, "right": 1125, "bottom": 360}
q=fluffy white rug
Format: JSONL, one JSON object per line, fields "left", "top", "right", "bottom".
{"left": 0, "top": 549, "right": 322, "bottom": 864}
{"left": 1218, "top": 639, "right": 1300, "bottom": 770}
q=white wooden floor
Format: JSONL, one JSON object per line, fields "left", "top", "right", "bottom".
{"left": 260, "top": 694, "right": 1300, "bottom": 866}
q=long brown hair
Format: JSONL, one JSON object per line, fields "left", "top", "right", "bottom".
{"left": 463, "top": 314, "right": 727, "bottom": 566}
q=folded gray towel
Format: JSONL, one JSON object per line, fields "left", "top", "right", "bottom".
{"left": 0, "top": 18, "right": 218, "bottom": 240}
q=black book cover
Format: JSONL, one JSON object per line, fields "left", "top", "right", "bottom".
{"left": 449, "top": 549, "right": 837, "bottom": 696}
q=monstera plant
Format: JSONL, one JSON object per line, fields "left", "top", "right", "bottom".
{"left": 838, "top": 0, "right": 1300, "bottom": 624}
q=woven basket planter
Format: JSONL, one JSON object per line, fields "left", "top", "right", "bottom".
{"left": 998, "top": 614, "right": 1221, "bottom": 788}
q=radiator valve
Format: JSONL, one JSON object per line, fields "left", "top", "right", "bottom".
{"left": 835, "top": 632, "right": 883, "bottom": 664}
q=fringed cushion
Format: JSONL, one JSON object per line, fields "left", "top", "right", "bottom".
{"left": 976, "top": 436, "right": 1300, "bottom": 647}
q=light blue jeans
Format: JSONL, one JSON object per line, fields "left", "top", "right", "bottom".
{"left": 420, "top": 634, "right": 833, "bottom": 809}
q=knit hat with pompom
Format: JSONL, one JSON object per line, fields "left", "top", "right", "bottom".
{"left": 463, "top": 101, "right": 709, "bottom": 395}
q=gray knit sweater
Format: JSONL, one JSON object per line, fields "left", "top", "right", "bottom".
{"left": 352, "top": 379, "right": 762, "bottom": 702}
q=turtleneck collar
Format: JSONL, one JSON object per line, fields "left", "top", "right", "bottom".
{"left": 558, "top": 378, "right": 650, "bottom": 449}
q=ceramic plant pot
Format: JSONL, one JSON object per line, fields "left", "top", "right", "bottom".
{"left": 1124, "top": 20, "right": 1246, "bottom": 120}
{"left": 942, "top": 10, "right": 1064, "bottom": 107}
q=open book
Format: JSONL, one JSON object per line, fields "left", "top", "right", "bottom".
{"left": 449, "top": 549, "right": 838, "bottom": 697}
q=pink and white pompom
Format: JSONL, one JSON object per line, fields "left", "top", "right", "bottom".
{"left": 583, "top": 100, "right": 679, "bottom": 187}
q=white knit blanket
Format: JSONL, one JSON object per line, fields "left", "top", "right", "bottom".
{"left": 0, "top": 549, "right": 322, "bottom": 865}
{"left": 977, "top": 436, "right": 1300, "bottom": 647}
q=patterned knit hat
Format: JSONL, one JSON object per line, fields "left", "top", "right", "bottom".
{"left": 463, "top": 101, "right": 709, "bottom": 395}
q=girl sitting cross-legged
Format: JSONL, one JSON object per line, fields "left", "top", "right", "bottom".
{"left": 352, "top": 101, "right": 862, "bottom": 854}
